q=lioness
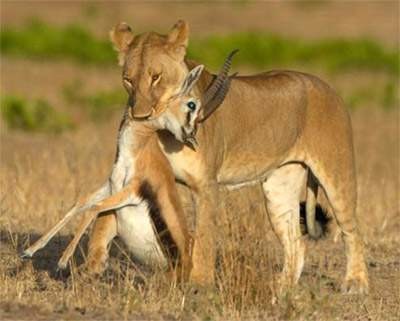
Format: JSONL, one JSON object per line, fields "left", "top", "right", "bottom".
{"left": 89, "top": 20, "right": 368, "bottom": 294}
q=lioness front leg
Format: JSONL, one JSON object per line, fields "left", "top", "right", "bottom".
{"left": 190, "top": 181, "right": 219, "bottom": 286}
{"left": 155, "top": 183, "right": 193, "bottom": 281}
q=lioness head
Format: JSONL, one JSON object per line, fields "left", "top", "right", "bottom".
{"left": 110, "top": 20, "right": 193, "bottom": 119}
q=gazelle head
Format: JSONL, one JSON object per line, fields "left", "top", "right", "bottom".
{"left": 152, "top": 49, "right": 237, "bottom": 147}
{"left": 151, "top": 64, "right": 204, "bottom": 147}
{"left": 155, "top": 50, "right": 237, "bottom": 147}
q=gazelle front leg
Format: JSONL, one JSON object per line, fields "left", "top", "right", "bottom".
{"left": 57, "top": 180, "right": 142, "bottom": 270}
{"left": 22, "top": 183, "right": 111, "bottom": 258}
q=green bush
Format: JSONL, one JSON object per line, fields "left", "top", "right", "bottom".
{"left": 343, "top": 79, "right": 399, "bottom": 110}
{"left": 0, "top": 20, "right": 114, "bottom": 65}
{"left": 1, "top": 96, "right": 74, "bottom": 133}
{"left": 62, "top": 81, "right": 125, "bottom": 120}
{"left": 188, "top": 33, "right": 399, "bottom": 75}
{"left": 85, "top": 90, "right": 125, "bottom": 120}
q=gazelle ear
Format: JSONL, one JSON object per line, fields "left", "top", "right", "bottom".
{"left": 109, "top": 22, "right": 134, "bottom": 66}
{"left": 167, "top": 20, "right": 189, "bottom": 59}
{"left": 180, "top": 65, "right": 204, "bottom": 95}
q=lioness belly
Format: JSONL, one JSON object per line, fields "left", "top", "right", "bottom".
{"left": 116, "top": 203, "right": 168, "bottom": 268}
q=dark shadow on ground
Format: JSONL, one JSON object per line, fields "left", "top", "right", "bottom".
{"left": 0, "top": 229, "right": 85, "bottom": 280}
{"left": 0, "top": 228, "right": 163, "bottom": 285}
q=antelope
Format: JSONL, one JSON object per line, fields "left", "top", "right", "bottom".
{"left": 22, "top": 62, "right": 222, "bottom": 278}
{"left": 87, "top": 20, "right": 368, "bottom": 294}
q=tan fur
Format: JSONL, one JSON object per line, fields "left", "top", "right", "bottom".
{"left": 90, "top": 20, "right": 368, "bottom": 294}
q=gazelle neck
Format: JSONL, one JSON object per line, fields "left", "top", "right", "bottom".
{"left": 118, "top": 108, "right": 156, "bottom": 153}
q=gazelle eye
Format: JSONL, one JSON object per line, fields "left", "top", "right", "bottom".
{"left": 187, "top": 101, "right": 196, "bottom": 111}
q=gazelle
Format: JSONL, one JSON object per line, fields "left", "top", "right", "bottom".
{"left": 22, "top": 62, "right": 225, "bottom": 278}
{"left": 87, "top": 20, "right": 368, "bottom": 294}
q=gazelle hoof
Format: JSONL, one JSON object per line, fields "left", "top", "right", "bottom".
{"left": 20, "top": 249, "right": 33, "bottom": 259}
{"left": 57, "top": 261, "right": 68, "bottom": 271}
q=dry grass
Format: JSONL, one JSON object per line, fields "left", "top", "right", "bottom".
{"left": 1, "top": 2, "right": 399, "bottom": 319}
{"left": 0, "top": 107, "right": 399, "bottom": 320}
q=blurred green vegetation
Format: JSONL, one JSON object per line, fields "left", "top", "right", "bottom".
{"left": 1, "top": 20, "right": 398, "bottom": 75}
{"left": 62, "top": 80, "right": 125, "bottom": 120}
{"left": 1, "top": 96, "right": 74, "bottom": 133}
{"left": 190, "top": 34, "right": 399, "bottom": 75}
{"left": 1, "top": 20, "right": 398, "bottom": 133}
{"left": 0, "top": 20, "right": 114, "bottom": 65}
{"left": 343, "top": 81, "right": 398, "bottom": 110}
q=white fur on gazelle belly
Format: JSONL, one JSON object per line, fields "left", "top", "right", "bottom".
{"left": 111, "top": 123, "right": 168, "bottom": 268}
{"left": 116, "top": 204, "right": 168, "bottom": 268}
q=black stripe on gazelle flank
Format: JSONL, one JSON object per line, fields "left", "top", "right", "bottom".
{"left": 138, "top": 180, "right": 178, "bottom": 265}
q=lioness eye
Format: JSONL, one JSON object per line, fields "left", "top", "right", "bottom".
{"left": 187, "top": 101, "right": 196, "bottom": 111}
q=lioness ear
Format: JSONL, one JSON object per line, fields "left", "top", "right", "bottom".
{"left": 167, "top": 20, "right": 189, "bottom": 58}
{"left": 110, "top": 22, "right": 134, "bottom": 66}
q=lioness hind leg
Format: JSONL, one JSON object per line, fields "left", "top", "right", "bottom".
{"left": 307, "top": 160, "right": 368, "bottom": 294}
{"left": 263, "top": 163, "right": 307, "bottom": 290}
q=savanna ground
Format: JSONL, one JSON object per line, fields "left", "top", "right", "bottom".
{"left": 0, "top": 2, "right": 399, "bottom": 320}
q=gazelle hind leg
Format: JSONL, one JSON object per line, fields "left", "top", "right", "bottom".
{"left": 86, "top": 212, "right": 117, "bottom": 275}
{"left": 57, "top": 180, "right": 142, "bottom": 270}
{"left": 307, "top": 162, "right": 368, "bottom": 294}
{"left": 262, "top": 163, "right": 307, "bottom": 289}
{"left": 22, "top": 183, "right": 110, "bottom": 258}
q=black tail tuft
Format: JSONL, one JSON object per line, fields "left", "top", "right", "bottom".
{"left": 300, "top": 202, "right": 330, "bottom": 239}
